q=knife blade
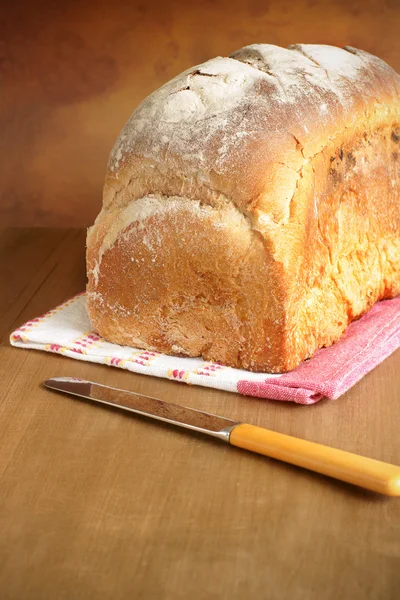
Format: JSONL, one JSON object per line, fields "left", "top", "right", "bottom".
{"left": 44, "top": 377, "right": 237, "bottom": 441}
{"left": 44, "top": 377, "right": 400, "bottom": 496}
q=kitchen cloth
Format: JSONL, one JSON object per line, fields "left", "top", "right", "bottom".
{"left": 10, "top": 293, "right": 400, "bottom": 405}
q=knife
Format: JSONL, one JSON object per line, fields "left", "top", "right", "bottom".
{"left": 44, "top": 377, "right": 400, "bottom": 496}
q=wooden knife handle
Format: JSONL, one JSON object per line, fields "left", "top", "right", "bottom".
{"left": 229, "top": 423, "right": 400, "bottom": 496}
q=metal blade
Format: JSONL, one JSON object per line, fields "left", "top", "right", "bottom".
{"left": 43, "top": 378, "right": 238, "bottom": 442}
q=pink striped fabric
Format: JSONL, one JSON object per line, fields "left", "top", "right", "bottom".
{"left": 237, "top": 296, "right": 400, "bottom": 404}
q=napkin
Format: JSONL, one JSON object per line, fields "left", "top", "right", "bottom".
{"left": 10, "top": 293, "right": 400, "bottom": 405}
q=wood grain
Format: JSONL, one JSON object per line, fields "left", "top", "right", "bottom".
{"left": 0, "top": 228, "right": 400, "bottom": 599}
{"left": 1, "top": 0, "right": 399, "bottom": 227}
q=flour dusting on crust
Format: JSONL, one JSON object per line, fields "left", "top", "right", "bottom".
{"left": 108, "top": 43, "right": 399, "bottom": 185}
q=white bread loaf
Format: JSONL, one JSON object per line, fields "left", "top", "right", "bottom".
{"left": 86, "top": 44, "right": 400, "bottom": 373}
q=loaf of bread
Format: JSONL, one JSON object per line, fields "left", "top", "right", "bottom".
{"left": 86, "top": 44, "right": 400, "bottom": 373}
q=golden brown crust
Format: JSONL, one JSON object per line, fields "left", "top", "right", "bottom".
{"left": 87, "top": 44, "right": 400, "bottom": 372}
{"left": 87, "top": 198, "right": 287, "bottom": 371}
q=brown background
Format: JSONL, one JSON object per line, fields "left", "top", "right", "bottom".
{"left": 1, "top": 0, "right": 399, "bottom": 227}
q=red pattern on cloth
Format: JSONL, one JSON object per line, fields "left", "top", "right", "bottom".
{"left": 237, "top": 296, "right": 400, "bottom": 404}
{"left": 9, "top": 293, "right": 400, "bottom": 404}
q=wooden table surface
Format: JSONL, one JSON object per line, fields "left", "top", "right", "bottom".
{"left": 1, "top": 228, "right": 400, "bottom": 600}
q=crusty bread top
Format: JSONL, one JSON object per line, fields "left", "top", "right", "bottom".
{"left": 93, "top": 44, "right": 400, "bottom": 261}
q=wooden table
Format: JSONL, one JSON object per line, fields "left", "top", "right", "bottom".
{"left": 1, "top": 228, "right": 400, "bottom": 600}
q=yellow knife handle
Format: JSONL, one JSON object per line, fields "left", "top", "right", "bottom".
{"left": 229, "top": 423, "right": 400, "bottom": 496}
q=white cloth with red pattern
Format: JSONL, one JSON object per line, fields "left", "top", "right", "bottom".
{"left": 10, "top": 293, "right": 400, "bottom": 404}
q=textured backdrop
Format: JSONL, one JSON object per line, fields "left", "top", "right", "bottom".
{"left": 1, "top": 0, "right": 399, "bottom": 226}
